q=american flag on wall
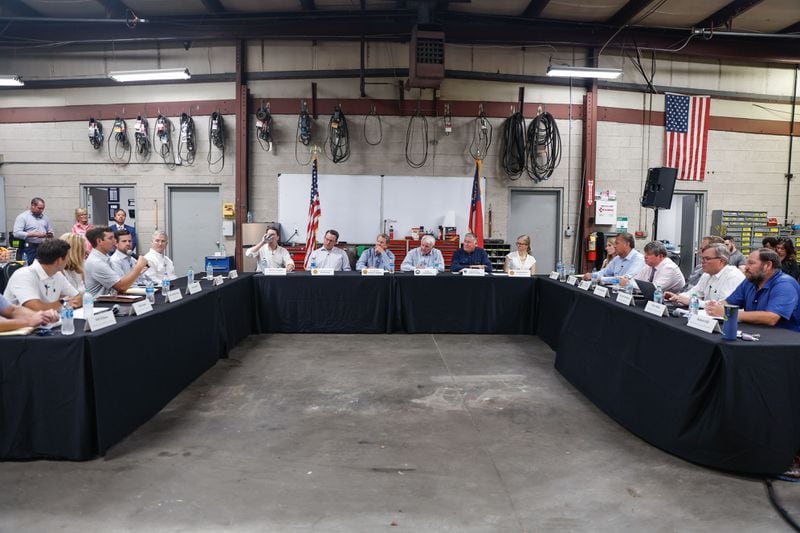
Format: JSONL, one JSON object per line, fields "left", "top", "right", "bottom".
{"left": 664, "top": 93, "right": 711, "bottom": 181}
{"left": 303, "top": 155, "right": 321, "bottom": 269}
{"left": 468, "top": 158, "right": 484, "bottom": 247}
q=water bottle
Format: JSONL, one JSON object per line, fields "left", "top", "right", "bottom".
{"left": 624, "top": 278, "right": 634, "bottom": 295}
{"left": 60, "top": 299, "right": 75, "bottom": 336}
{"left": 653, "top": 284, "right": 664, "bottom": 304}
{"left": 206, "top": 262, "right": 214, "bottom": 280}
{"left": 310, "top": 257, "right": 317, "bottom": 269}
{"left": 556, "top": 261, "right": 564, "bottom": 281}
{"left": 260, "top": 257, "right": 268, "bottom": 274}
{"left": 591, "top": 268, "right": 598, "bottom": 286}
{"left": 187, "top": 266, "right": 194, "bottom": 284}
{"left": 689, "top": 292, "right": 700, "bottom": 315}
{"left": 221, "top": 241, "right": 227, "bottom": 256}
{"left": 162, "top": 274, "right": 171, "bottom": 302}
{"left": 82, "top": 291, "right": 94, "bottom": 318}
{"left": 145, "top": 279, "right": 155, "bottom": 304}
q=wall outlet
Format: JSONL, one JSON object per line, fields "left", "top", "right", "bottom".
{"left": 565, "top": 226, "right": 574, "bottom": 238}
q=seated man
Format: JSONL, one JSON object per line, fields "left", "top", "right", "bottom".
{"left": 681, "top": 235, "right": 725, "bottom": 292}
{"left": 665, "top": 243, "right": 744, "bottom": 307}
{"left": 144, "top": 230, "right": 177, "bottom": 281}
{"left": 3, "top": 238, "right": 82, "bottom": 311}
{"left": 245, "top": 226, "right": 295, "bottom": 271}
{"left": 584, "top": 232, "right": 644, "bottom": 283}
{"left": 84, "top": 226, "right": 149, "bottom": 297}
{"left": 110, "top": 230, "right": 145, "bottom": 282}
{"left": 723, "top": 235, "right": 746, "bottom": 270}
{"left": 451, "top": 233, "right": 492, "bottom": 273}
{"left": 0, "top": 293, "right": 58, "bottom": 332}
{"left": 706, "top": 248, "right": 800, "bottom": 330}
{"left": 620, "top": 241, "right": 684, "bottom": 293}
{"left": 308, "top": 229, "right": 351, "bottom": 271}
{"left": 356, "top": 233, "right": 395, "bottom": 272}
{"left": 401, "top": 235, "right": 445, "bottom": 272}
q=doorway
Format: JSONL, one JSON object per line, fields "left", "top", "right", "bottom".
{"left": 508, "top": 190, "right": 561, "bottom": 273}
{"left": 655, "top": 192, "right": 706, "bottom": 278}
{"left": 167, "top": 186, "right": 221, "bottom": 275}
{"left": 81, "top": 184, "right": 137, "bottom": 230}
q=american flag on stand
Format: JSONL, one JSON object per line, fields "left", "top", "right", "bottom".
{"left": 303, "top": 155, "right": 321, "bottom": 269}
{"left": 664, "top": 93, "right": 711, "bottom": 181}
{"left": 468, "top": 158, "right": 484, "bottom": 247}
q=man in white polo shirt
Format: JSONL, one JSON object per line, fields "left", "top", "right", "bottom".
{"left": 665, "top": 243, "right": 745, "bottom": 307}
{"left": 3, "top": 238, "right": 82, "bottom": 311}
{"left": 84, "top": 226, "right": 149, "bottom": 297}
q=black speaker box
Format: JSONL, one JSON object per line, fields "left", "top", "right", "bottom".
{"left": 640, "top": 167, "right": 677, "bottom": 209}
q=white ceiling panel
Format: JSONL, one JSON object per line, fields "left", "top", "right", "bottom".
{"left": 23, "top": 0, "right": 106, "bottom": 18}
{"left": 223, "top": 0, "right": 301, "bottom": 12}
{"left": 447, "top": 0, "right": 531, "bottom": 17}
{"left": 635, "top": 0, "right": 730, "bottom": 28}
{"left": 732, "top": 0, "right": 800, "bottom": 33}
{"left": 123, "top": 0, "right": 210, "bottom": 17}
{"left": 542, "top": 0, "right": 628, "bottom": 23}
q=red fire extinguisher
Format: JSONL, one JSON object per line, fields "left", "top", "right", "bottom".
{"left": 586, "top": 232, "right": 597, "bottom": 263}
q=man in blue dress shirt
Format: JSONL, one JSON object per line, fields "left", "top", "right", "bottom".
{"left": 356, "top": 233, "right": 395, "bottom": 272}
{"left": 707, "top": 248, "right": 800, "bottom": 331}
{"left": 451, "top": 233, "right": 492, "bottom": 273}
{"left": 584, "top": 232, "right": 645, "bottom": 283}
{"left": 13, "top": 197, "right": 54, "bottom": 264}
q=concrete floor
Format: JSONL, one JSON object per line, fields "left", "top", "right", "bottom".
{"left": 0, "top": 334, "right": 796, "bottom": 532}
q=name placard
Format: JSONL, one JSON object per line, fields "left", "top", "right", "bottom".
{"left": 578, "top": 280, "right": 592, "bottom": 291}
{"left": 187, "top": 281, "right": 202, "bottom": 295}
{"left": 616, "top": 292, "right": 634, "bottom": 306}
{"left": 593, "top": 286, "right": 609, "bottom": 298}
{"left": 688, "top": 314, "right": 722, "bottom": 334}
{"left": 509, "top": 269, "right": 531, "bottom": 278}
{"left": 213, "top": 276, "right": 224, "bottom": 286}
{"left": 414, "top": 268, "right": 438, "bottom": 276}
{"left": 644, "top": 300, "right": 668, "bottom": 317}
{"left": 549, "top": 271, "right": 559, "bottom": 280}
{"left": 311, "top": 268, "right": 335, "bottom": 276}
{"left": 228, "top": 269, "right": 239, "bottom": 279}
{"left": 462, "top": 268, "right": 485, "bottom": 277}
{"left": 167, "top": 288, "right": 183, "bottom": 303}
{"left": 361, "top": 268, "right": 386, "bottom": 276}
{"left": 566, "top": 275, "right": 578, "bottom": 286}
{"left": 86, "top": 309, "right": 117, "bottom": 332}
{"left": 264, "top": 268, "right": 287, "bottom": 276}
{"left": 132, "top": 299, "right": 153, "bottom": 316}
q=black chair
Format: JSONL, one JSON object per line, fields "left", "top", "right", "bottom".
{"left": 1, "top": 262, "right": 23, "bottom": 293}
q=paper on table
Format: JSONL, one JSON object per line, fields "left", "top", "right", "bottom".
{"left": 698, "top": 309, "right": 724, "bottom": 321}
{"left": 73, "top": 307, "right": 110, "bottom": 320}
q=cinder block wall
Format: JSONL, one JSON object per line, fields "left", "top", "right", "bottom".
{"left": 1, "top": 41, "right": 798, "bottom": 266}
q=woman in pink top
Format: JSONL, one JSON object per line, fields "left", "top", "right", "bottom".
{"left": 71, "top": 207, "right": 93, "bottom": 254}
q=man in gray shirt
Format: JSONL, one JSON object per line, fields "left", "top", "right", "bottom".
{"left": 84, "top": 226, "right": 148, "bottom": 296}
{"left": 13, "top": 197, "right": 54, "bottom": 265}
{"left": 723, "top": 235, "right": 747, "bottom": 270}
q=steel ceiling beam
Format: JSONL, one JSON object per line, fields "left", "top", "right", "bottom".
{"left": 694, "top": 0, "right": 764, "bottom": 29}
{"left": 521, "top": 0, "right": 550, "bottom": 19}
{"left": 0, "top": 0, "right": 43, "bottom": 17}
{"left": 0, "top": 10, "right": 796, "bottom": 63}
{"left": 606, "top": 0, "right": 657, "bottom": 27}
{"left": 299, "top": 0, "right": 316, "bottom": 10}
{"left": 200, "top": 0, "right": 227, "bottom": 14}
{"left": 778, "top": 21, "right": 800, "bottom": 34}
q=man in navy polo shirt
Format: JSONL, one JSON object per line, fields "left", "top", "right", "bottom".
{"left": 707, "top": 248, "right": 800, "bottom": 331}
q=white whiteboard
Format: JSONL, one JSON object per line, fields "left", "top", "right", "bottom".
{"left": 278, "top": 174, "right": 485, "bottom": 244}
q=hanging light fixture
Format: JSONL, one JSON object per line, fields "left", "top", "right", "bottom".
{"left": 0, "top": 75, "right": 24, "bottom": 86}
{"left": 546, "top": 66, "right": 622, "bottom": 79}
{"left": 108, "top": 68, "right": 191, "bottom": 82}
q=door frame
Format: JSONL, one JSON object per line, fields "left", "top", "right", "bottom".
{"left": 673, "top": 190, "right": 707, "bottom": 270}
{"left": 508, "top": 187, "right": 563, "bottom": 266}
{"left": 165, "top": 184, "right": 222, "bottom": 259}
{"left": 80, "top": 183, "right": 137, "bottom": 226}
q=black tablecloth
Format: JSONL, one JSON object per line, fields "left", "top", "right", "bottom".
{"left": 0, "top": 274, "right": 254, "bottom": 460}
{"left": 393, "top": 273, "right": 536, "bottom": 334}
{"left": 254, "top": 272, "right": 393, "bottom": 333}
{"left": 548, "top": 278, "right": 800, "bottom": 475}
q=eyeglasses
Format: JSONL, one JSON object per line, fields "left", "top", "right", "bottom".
{"left": 700, "top": 256, "right": 721, "bottom": 263}
{"left": 516, "top": 242, "right": 526, "bottom": 246}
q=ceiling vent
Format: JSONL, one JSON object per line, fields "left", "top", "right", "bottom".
{"left": 406, "top": 24, "right": 445, "bottom": 89}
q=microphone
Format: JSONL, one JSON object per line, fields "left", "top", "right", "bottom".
{"left": 126, "top": 250, "right": 140, "bottom": 260}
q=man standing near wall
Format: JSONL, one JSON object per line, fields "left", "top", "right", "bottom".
{"left": 13, "top": 197, "right": 54, "bottom": 265}
{"left": 111, "top": 209, "right": 137, "bottom": 252}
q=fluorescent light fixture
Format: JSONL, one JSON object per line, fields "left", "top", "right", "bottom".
{"left": 546, "top": 66, "right": 622, "bottom": 79}
{"left": 0, "top": 75, "right": 24, "bottom": 86}
{"left": 108, "top": 68, "right": 191, "bottom": 82}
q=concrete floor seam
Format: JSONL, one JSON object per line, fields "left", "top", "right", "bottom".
{"left": 431, "top": 334, "right": 526, "bottom": 533}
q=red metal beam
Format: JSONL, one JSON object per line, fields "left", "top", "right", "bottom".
{"left": 234, "top": 40, "right": 249, "bottom": 271}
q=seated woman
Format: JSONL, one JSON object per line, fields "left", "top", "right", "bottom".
{"left": 601, "top": 238, "right": 617, "bottom": 270}
{"left": 503, "top": 234, "right": 536, "bottom": 274}
{"left": 71, "top": 208, "right": 93, "bottom": 254}
{"left": 59, "top": 232, "right": 87, "bottom": 293}
{"left": 776, "top": 238, "right": 800, "bottom": 280}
